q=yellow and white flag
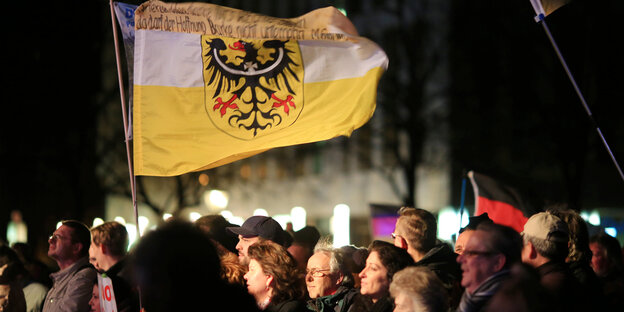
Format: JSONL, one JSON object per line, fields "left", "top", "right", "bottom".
{"left": 132, "top": 0, "right": 388, "bottom": 176}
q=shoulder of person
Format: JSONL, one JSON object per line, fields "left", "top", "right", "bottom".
{"left": 75, "top": 264, "right": 96, "bottom": 278}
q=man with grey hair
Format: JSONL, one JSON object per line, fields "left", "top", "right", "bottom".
{"left": 521, "top": 212, "right": 582, "bottom": 311}
{"left": 305, "top": 239, "right": 366, "bottom": 312}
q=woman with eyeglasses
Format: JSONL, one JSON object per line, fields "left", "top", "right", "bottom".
{"left": 359, "top": 240, "right": 414, "bottom": 312}
{"left": 245, "top": 240, "right": 307, "bottom": 312}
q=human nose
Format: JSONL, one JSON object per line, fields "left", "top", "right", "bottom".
{"left": 457, "top": 253, "right": 465, "bottom": 264}
{"left": 358, "top": 267, "right": 366, "bottom": 279}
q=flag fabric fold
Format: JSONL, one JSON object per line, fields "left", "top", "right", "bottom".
{"left": 468, "top": 171, "right": 540, "bottom": 233}
{"left": 113, "top": 2, "right": 138, "bottom": 139}
{"left": 132, "top": 0, "right": 388, "bottom": 176}
{"left": 529, "top": 0, "right": 570, "bottom": 21}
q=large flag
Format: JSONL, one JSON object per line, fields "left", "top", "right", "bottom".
{"left": 468, "top": 171, "right": 540, "bottom": 232}
{"left": 132, "top": 0, "right": 388, "bottom": 176}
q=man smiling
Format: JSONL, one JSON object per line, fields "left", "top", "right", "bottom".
{"left": 456, "top": 223, "right": 522, "bottom": 312}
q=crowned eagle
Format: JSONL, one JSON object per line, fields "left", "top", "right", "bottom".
{"left": 203, "top": 38, "right": 301, "bottom": 138}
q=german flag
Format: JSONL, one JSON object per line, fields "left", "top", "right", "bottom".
{"left": 468, "top": 171, "right": 540, "bottom": 232}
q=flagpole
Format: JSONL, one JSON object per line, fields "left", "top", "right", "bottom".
{"left": 109, "top": 0, "right": 140, "bottom": 234}
{"left": 109, "top": 1, "right": 143, "bottom": 310}
{"left": 458, "top": 172, "right": 467, "bottom": 235}
{"left": 535, "top": 14, "right": 624, "bottom": 183}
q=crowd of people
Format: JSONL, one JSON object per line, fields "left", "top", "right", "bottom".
{"left": 0, "top": 206, "right": 623, "bottom": 312}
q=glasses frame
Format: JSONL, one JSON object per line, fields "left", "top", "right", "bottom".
{"left": 49, "top": 233, "right": 73, "bottom": 243}
{"left": 462, "top": 249, "right": 500, "bottom": 258}
{"left": 305, "top": 268, "right": 332, "bottom": 277}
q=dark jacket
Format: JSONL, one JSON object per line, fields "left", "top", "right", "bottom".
{"left": 599, "top": 269, "right": 624, "bottom": 311}
{"left": 415, "top": 241, "right": 463, "bottom": 308}
{"left": 306, "top": 287, "right": 364, "bottom": 312}
{"left": 105, "top": 258, "right": 139, "bottom": 312}
{"left": 536, "top": 261, "right": 582, "bottom": 312}
{"left": 369, "top": 295, "right": 393, "bottom": 312}
{"left": 567, "top": 260, "right": 604, "bottom": 310}
{"left": 267, "top": 299, "right": 308, "bottom": 312}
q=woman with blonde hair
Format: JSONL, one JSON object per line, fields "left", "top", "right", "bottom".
{"left": 245, "top": 240, "right": 307, "bottom": 312}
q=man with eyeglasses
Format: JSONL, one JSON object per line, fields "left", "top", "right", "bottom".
{"left": 43, "top": 220, "right": 96, "bottom": 312}
{"left": 305, "top": 241, "right": 367, "bottom": 312}
{"left": 456, "top": 222, "right": 522, "bottom": 312}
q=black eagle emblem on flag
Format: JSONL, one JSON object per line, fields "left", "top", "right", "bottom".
{"left": 202, "top": 37, "right": 303, "bottom": 140}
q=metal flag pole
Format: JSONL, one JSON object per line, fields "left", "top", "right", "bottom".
{"left": 108, "top": 0, "right": 141, "bottom": 234}
{"left": 458, "top": 171, "right": 467, "bottom": 235}
{"left": 530, "top": 3, "right": 624, "bottom": 183}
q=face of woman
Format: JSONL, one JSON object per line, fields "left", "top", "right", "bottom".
{"left": 590, "top": 242, "right": 610, "bottom": 277}
{"left": 88, "top": 284, "right": 101, "bottom": 312}
{"left": 358, "top": 251, "right": 390, "bottom": 302}
{"left": 244, "top": 259, "right": 272, "bottom": 302}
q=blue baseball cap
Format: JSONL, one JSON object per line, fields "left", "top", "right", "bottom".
{"left": 226, "top": 216, "right": 292, "bottom": 247}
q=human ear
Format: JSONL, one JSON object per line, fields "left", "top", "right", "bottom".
{"left": 101, "top": 244, "right": 109, "bottom": 255}
{"left": 528, "top": 242, "right": 538, "bottom": 259}
{"left": 73, "top": 242, "right": 83, "bottom": 256}
{"left": 494, "top": 254, "right": 506, "bottom": 271}
{"left": 400, "top": 237, "right": 408, "bottom": 249}
{"left": 336, "top": 274, "right": 344, "bottom": 286}
{"left": 265, "top": 275, "right": 274, "bottom": 289}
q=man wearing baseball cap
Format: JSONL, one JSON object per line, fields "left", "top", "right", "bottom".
{"left": 521, "top": 212, "right": 582, "bottom": 310}
{"left": 226, "top": 216, "right": 292, "bottom": 266}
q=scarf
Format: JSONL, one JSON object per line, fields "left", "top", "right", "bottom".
{"left": 457, "top": 269, "right": 509, "bottom": 312}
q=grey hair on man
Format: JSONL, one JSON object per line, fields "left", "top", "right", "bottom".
{"left": 521, "top": 213, "right": 569, "bottom": 262}
{"left": 313, "top": 238, "right": 354, "bottom": 287}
